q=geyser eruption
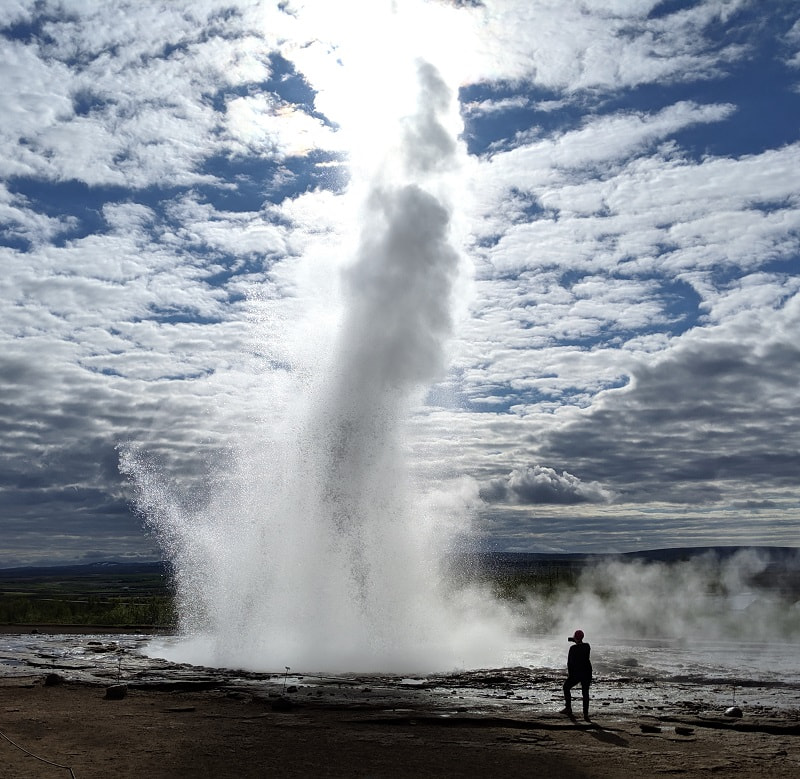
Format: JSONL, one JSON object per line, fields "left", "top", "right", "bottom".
{"left": 122, "top": 60, "right": 515, "bottom": 672}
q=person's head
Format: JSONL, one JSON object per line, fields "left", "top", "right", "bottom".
{"left": 568, "top": 629, "right": 584, "bottom": 643}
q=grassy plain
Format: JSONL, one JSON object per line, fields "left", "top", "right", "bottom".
{"left": 0, "top": 566, "right": 174, "bottom": 629}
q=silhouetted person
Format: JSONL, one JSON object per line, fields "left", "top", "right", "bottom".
{"left": 562, "top": 628, "right": 592, "bottom": 720}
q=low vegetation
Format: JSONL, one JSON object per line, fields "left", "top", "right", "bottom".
{"left": 0, "top": 568, "right": 175, "bottom": 628}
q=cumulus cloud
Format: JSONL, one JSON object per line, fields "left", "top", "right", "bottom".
{"left": 526, "top": 296, "right": 800, "bottom": 509}
{"left": 470, "top": 0, "right": 752, "bottom": 89}
{"left": 480, "top": 465, "right": 615, "bottom": 506}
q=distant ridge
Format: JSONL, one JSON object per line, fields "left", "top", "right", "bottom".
{"left": 0, "top": 560, "right": 168, "bottom": 579}
{"left": 619, "top": 546, "right": 798, "bottom": 563}
{"left": 465, "top": 545, "right": 799, "bottom": 575}
{"left": 1, "top": 547, "right": 796, "bottom": 579}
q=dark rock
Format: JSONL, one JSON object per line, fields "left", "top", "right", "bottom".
{"left": 87, "top": 643, "right": 116, "bottom": 653}
{"left": 44, "top": 673, "right": 64, "bottom": 686}
{"left": 105, "top": 684, "right": 128, "bottom": 700}
{"left": 271, "top": 696, "right": 293, "bottom": 712}
{"left": 640, "top": 723, "right": 661, "bottom": 733}
{"left": 724, "top": 706, "right": 743, "bottom": 718}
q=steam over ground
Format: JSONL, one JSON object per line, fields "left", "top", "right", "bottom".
{"left": 522, "top": 549, "right": 800, "bottom": 645}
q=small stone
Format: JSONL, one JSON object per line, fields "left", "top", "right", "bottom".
{"left": 105, "top": 684, "right": 128, "bottom": 700}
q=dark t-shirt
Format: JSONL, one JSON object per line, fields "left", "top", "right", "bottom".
{"left": 567, "top": 641, "right": 592, "bottom": 680}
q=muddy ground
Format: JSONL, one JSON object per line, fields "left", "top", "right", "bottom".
{"left": 1, "top": 668, "right": 799, "bottom": 778}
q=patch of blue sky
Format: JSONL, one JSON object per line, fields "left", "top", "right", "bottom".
{"left": 746, "top": 197, "right": 800, "bottom": 215}
{"left": 206, "top": 83, "right": 245, "bottom": 114}
{"left": 461, "top": 6, "right": 798, "bottom": 164}
{"left": 650, "top": 276, "right": 704, "bottom": 333}
{"left": 645, "top": 0, "right": 700, "bottom": 20}
{"left": 613, "top": 65, "right": 796, "bottom": 162}
{"left": 264, "top": 52, "right": 320, "bottom": 115}
{"left": 706, "top": 261, "right": 768, "bottom": 289}
{"left": 204, "top": 52, "right": 327, "bottom": 122}
{"left": 197, "top": 149, "right": 345, "bottom": 212}
{"left": 202, "top": 256, "right": 273, "bottom": 293}
{"left": 455, "top": 376, "right": 630, "bottom": 415}
{"left": 141, "top": 305, "right": 224, "bottom": 327}
{"left": 762, "top": 252, "right": 800, "bottom": 278}
{"left": 427, "top": 370, "right": 631, "bottom": 415}
{"left": 196, "top": 155, "right": 284, "bottom": 211}
{"left": 459, "top": 83, "right": 586, "bottom": 157}
{"left": 79, "top": 364, "right": 126, "bottom": 378}
{"left": 0, "top": 10, "right": 63, "bottom": 46}
{"left": 70, "top": 89, "right": 114, "bottom": 117}
{"left": 4, "top": 178, "right": 154, "bottom": 247}
{"left": 553, "top": 272, "right": 703, "bottom": 340}
{"left": 145, "top": 369, "right": 215, "bottom": 382}
{"left": 0, "top": 232, "right": 34, "bottom": 253}
{"left": 505, "top": 189, "right": 559, "bottom": 223}
{"left": 613, "top": 10, "right": 798, "bottom": 161}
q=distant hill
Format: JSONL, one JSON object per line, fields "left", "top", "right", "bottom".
{"left": 1, "top": 546, "right": 796, "bottom": 580}
{"left": 462, "top": 546, "right": 799, "bottom": 575}
{"left": 0, "top": 560, "right": 168, "bottom": 580}
{"left": 620, "top": 546, "right": 798, "bottom": 564}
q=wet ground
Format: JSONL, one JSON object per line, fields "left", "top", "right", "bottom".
{"left": 1, "top": 630, "right": 798, "bottom": 722}
{"left": 2, "top": 630, "right": 799, "bottom": 778}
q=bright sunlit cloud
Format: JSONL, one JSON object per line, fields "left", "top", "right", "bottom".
{"left": 281, "top": 0, "right": 475, "bottom": 178}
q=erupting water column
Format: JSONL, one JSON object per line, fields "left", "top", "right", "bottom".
{"left": 122, "top": 53, "right": 514, "bottom": 672}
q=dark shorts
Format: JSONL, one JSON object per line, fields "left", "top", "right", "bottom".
{"left": 564, "top": 676, "right": 591, "bottom": 694}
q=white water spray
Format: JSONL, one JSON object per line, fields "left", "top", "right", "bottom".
{"left": 121, "top": 58, "right": 516, "bottom": 672}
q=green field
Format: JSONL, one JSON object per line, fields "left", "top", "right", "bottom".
{"left": 0, "top": 567, "right": 175, "bottom": 629}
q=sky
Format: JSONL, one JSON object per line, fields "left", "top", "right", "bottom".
{"left": 1, "top": 0, "right": 799, "bottom": 568}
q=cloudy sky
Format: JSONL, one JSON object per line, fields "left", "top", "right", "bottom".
{"left": 2, "top": 0, "right": 799, "bottom": 567}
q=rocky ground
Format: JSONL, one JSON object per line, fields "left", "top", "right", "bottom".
{"left": 1, "top": 664, "right": 799, "bottom": 778}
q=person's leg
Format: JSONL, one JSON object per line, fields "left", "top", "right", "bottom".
{"left": 581, "top": 680, "right": 590, "bottom": 720}
{"left": 562, "top": 678, "right": 576, "bottom": 714}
